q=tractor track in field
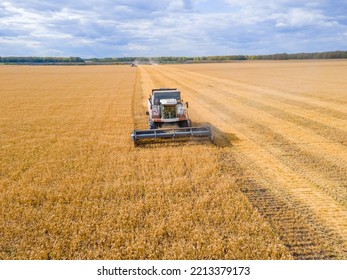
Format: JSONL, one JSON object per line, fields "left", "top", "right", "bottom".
{"left": 220, "top": 151, "right": 345, "bottom": 259}
{"left": 139, "top": 65, "right": 347, "bottom": 259}
{"left": 169, "top": 66, "right": 347, "bottom": 118}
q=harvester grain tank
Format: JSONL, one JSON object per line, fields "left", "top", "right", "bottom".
{"left": 131, "top": 88, "right": 212, "bottom": 143}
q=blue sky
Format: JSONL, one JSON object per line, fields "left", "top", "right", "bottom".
{"left": 1, "top": 0, "right": 347, "bottom": 57}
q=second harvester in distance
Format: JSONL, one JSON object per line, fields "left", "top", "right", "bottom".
{"left": 131, "top": 88, "right": 212, "bottom": 144}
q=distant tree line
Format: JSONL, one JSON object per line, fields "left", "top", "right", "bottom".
{"left": 88, "top": 57, "right": 150, "bottom": 63}
{"left": 155, "top": 51, "right": 347, "bottom": 63}
{"left": 157, "top": 55, "right": 248, "bottom": 64}
{"left": 249, "top": 50, "right": 347, "bottom": 60}
{"left": 1, "top": 51, "right": 346, "bottom": 65}
{"left": 0, "top": 56, "right": 84, "bottom": 64}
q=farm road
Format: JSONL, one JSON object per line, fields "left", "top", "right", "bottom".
{"left": 138, "top": 62, "right": 347, "bottom": 258}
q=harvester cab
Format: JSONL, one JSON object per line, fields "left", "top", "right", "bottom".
{"left": 131, "top": 88, "right": 212, "bottom": 144}
{"left": 148, "top": 88, "right": 190, "bottom": 129}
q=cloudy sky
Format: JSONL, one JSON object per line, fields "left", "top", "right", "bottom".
{"left": 1, "top": 0, "right": 347, "bottom": 57}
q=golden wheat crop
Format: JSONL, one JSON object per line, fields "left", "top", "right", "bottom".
{"left": 1, "top": 61, "right": 346, "bottom": 260}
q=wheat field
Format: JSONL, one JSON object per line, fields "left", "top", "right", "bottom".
{"left": 0, "top": 61, "right": 346, "bottom": 259}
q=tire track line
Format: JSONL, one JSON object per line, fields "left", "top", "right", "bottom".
{"left": 169, "top": 65, "right": 347, "bottom": 116}
{"left": 221, "top": 151, "right": 345, "bottom": 259}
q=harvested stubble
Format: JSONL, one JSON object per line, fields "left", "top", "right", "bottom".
{"left": 139, "top": 61, "right": 347, "bottom": 259}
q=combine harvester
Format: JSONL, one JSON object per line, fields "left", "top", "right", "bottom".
{"left": 131, "top": 88, "right": 212, "bottom": 144}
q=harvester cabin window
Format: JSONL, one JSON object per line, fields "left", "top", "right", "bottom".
{"left": 153, "top": 91, "right": 180, "bottom": 104}
{"left": 162, "top": 106, "right": 176, "bottom": 119}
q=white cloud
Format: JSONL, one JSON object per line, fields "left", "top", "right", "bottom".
{"left": 168, "top": 0, "right": 185, "bottom": 11}
{"left": 0, "top": 0, "right": 346, "bottom": 56}
{"left": 126, "top": 43, "right": 151, "bottom": 51}
{"left": 272, "top": 8, "right": 336, "bottom": 28}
